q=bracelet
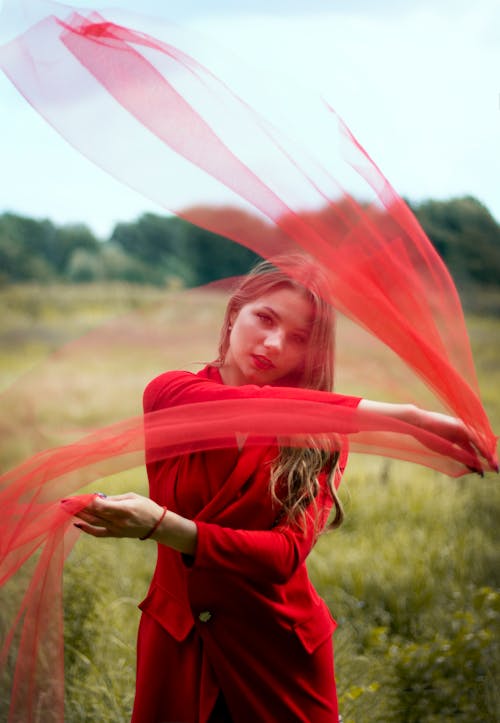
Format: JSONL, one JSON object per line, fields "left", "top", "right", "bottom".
{"left": 139, "top": 506, "right": 168, "bottom": 541}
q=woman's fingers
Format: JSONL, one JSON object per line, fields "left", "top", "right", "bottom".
{"left": 74, "top": 508, "right": 108, "bottom": 524}
{"left": 471, "top": 436, "right": 498, "bottom": 472}
{"left": 416, "top": 411, "right": 492, "bottom": 473}
{"left": 454, "top": 426, "right": 496, "bottom": 473}
{"left": 74, "top": 521, "right": 110, "bottom": 537}
{"left": 64, "top": 492, "right": 164, "bottom": 538}
{"left": 74, "top": 517, "right": 137, "bottom": 538}
{"left": 96, "top": 492, "right": 139, "bottom": 502}
{"left": 450, "top": 420, "right": 497, "bottom": 471}
{"left": 448, "top": 434, "right": 483, "bottom": 474}
{"left": 82, "top": 495, "right": 135, "bottom": 519}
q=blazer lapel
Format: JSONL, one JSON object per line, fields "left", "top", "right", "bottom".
{"left": 194, "top": 443, "right": 271, "bottom": 522}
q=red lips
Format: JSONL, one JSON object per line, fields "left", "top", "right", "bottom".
{"left": 251, "top": 354, "right": 275, "bottom": 370}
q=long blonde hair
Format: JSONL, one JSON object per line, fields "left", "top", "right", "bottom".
{"left": 216, "top": 254, "right": 343, "bottom": 532}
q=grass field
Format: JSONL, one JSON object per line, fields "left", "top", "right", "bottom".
{"left": 1, "top": 283, "right": 499, "bottom": 722}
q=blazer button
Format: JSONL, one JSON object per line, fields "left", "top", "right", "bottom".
{"left": 198, "top": 611, "right": 212, "bottom": 623}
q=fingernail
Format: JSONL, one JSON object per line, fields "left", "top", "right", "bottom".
{"left": 95, "top": 492, "right": 107, "bottom": 498}
{"left": 466, "top": 466, "right": 483, "bottom": 476}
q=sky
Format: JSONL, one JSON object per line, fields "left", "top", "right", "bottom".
{"left": 0, "top": 0, "right": 499, "bottom": 239}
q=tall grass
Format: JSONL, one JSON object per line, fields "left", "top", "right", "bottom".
{"left": 313, "top": 464, "right": 500, "bottom": 722}
{"left": 1, "top": 283, "right": 498, "bottom": 722}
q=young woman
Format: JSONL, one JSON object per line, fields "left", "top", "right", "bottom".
{"left": 74, "top": 256, "right": 483, "bottom": 723}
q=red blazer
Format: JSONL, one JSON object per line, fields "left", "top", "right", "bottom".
{"left": 131, "top": 366, "right": 360, "bottom": 723}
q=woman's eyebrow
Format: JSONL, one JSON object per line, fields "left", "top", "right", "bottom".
{"left": 261, "top": 305, "right": 280, "bottom": 320}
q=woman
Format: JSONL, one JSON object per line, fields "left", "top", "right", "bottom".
{"left": 74, "top": 256, "right": 483, "bottom": 723}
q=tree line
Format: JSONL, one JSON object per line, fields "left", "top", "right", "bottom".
{"left": 0, "top": 195, "right": 498, "bottom": 288}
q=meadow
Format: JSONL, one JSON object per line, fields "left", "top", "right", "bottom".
{"left": 0, "top": 283, "right": 498, "bottom": 722}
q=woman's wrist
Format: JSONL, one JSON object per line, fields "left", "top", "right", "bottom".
{"left": 139, "top": 505, "right": 168, "bottom": 540}
{"left": 151, "top": 509, "right": 198, "bottom": 555}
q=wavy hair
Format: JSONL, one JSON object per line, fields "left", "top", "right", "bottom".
{"left": 216, "top": 254, "right": 343, "bottom": 532}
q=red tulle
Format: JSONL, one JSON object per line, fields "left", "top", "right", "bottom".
{"left": 0, "top": 1, "right": 497, "bottom": 720}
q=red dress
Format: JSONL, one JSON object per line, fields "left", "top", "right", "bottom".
{"left": 131, "top": 365, "right": 360, "bottom": 723}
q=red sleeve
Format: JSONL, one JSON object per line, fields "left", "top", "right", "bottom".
{"left": 189, "top": 472, "right": 335, "bottom": 586}
{"left": 143, "top": 369, "right": 361, "bottom": 413}
{"left": 192, "top": 497, "right": 330, "bottom": 586}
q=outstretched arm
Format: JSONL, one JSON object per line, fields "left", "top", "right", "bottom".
{"left": 358, "top": 400, "right": 488, "bottom": 473}
{"left": 145, "top": 371, "right": 494, "bottom": 471}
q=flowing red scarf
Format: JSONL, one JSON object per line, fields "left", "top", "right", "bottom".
{"left": 0, "top": 2, "right": 497, "bottom": 720}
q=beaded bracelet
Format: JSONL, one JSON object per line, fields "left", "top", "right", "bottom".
{"left": 139, "top": 506, "right": 168, "bottom": 540}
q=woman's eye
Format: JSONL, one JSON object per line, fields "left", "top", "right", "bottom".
{"left": 257, "top": 313, "right": 272, "bottom": 324}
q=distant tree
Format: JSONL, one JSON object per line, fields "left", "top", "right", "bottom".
{"left": 110, "top": 214, "right": 194, "bottom": 284}
{"left": 111, "top": 211, "right": 260, "bottom": 286}
{"left": 66, "top": 248, "right": 105, "bottom": 282}
{"left": 1, "top": 197, "right": 498, "bottom": 288}
{"left": 110, "top": 213, "right": 180, "bottom": 264}
{"left": 100, "top": 244, "right": 166, "bottom": 284}
{"left": 0, "top": 213, "right": 101, "bottom": 282}
{"left": 182, "top": 224, "right": 260, "bottom": 285}
{"left": 55, "top": 224, "right": 100, "bottom": 274}
{"left": 0, "top": 213, "right": 57, "bottom": 281}
{"left": 412, "top": 196, "right": 500, "bottom": 286}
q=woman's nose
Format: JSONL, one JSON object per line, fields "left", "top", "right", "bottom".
{"left": 264, "top": 329, "right": 284, "bottom": 352}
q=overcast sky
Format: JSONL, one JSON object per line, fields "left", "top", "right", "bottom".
{"left": 1, "top": 0, "right": 498, "bottom": 238}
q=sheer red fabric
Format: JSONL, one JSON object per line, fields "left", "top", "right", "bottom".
{"left": 0, "top": 1, "right": 497, "bottom": 720}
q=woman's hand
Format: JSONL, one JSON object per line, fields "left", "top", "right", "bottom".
{"left": 358, "top": 400, "right": 491, "bottom": 473}
{"left": 65, "top": 492, "right": 198, "bottom": 553}
{"left": 411, "top": 407, "right": 487, "bottom": 473}
{"left": 70, "top": 492, "right": 165, "bottom": 539}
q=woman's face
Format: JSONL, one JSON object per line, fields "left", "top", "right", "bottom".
{"left": 221, "top": 286, "right": 313, "bottom": 386}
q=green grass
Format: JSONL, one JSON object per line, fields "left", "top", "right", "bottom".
{"left": 312, "top": 465, "right": 500, "bottom": 722}
{"left": 1, "top": 283, "right": 498, "bottom": 722}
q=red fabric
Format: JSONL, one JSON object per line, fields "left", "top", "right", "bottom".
{"left": 0, "top": 1, "right": 495, "bottom": 466}
{"left": 0, "top": 3, "right": 497, "bottom": 721}
{"left": 0, "top": 495, "right": 93, "bottom": 723}
{"left": 133, "top": 365, "right": 352, "bottom": 723}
